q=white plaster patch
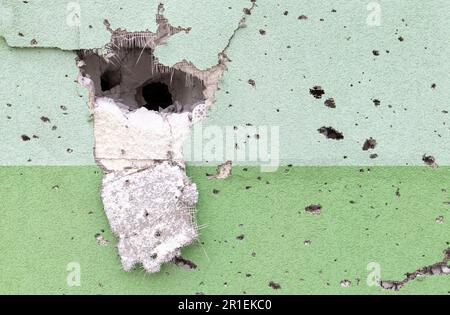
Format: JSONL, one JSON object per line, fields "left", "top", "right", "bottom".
{"left": 101, "top": 162, "right": 198, "bottom": 273}
{"left": 94, "top": 97, "right": 195, "bottom": 171}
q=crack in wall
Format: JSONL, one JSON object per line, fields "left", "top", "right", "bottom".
{"left": 75, "top": 3, "right": 254, "bottom": 273}
{"left": 380, "top": 248, "right": 450, "bottom": 291}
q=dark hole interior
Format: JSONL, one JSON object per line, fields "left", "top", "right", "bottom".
{"left": 101, "top": 70, "right": 121, "bottom": 92}
{"left": 142, "top": 82, "right": 173, "bottom": 111}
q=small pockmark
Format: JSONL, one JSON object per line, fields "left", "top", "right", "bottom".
{"left": 213, "top": 189, "right": 220, "bottom": 195}
{"left": 362, "top": 138, "right": 377, "bottom": 151}
{"left": 305, "top": 204, "right": 322, "bottom": 215}
{"left": 21, "top": 135, "right": 31, "bottom": 141}
{"left": 310, "top": 86, "right": 325, "bottom": 99}
{"left": 173, "top": 256, "right": 197, "bottom": 270}
{"left": 298, "top": 15, "right": 308, "bottom": 20}
{"left": 248, "top": 79, "right": 256, "bottom": 87}
{"left": 236, "top": 234, "right": 245, "bottom": 240}
{"left": 269, "top": 281, "right": 281, "bottom": 290}
{"left": 373, "top": 99, "right": 381, "bottom": 106}
{"left": 324, "top": 98, "right": 336, "bottom": 108}
{"left": 40, "top": 116, "right": 51, "bottom": 123}
{"left": 422, "top": 154, "right": 438, "bottom": 168}
{"left": 318, "top": 126, "right": 344, "bottom": 140}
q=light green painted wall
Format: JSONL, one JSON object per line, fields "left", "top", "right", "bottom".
{"left": 0, "top": 0, "right": 449, "bottom": 166}
{"left": 1, "top": 166, "right": 449, "bottom": 294}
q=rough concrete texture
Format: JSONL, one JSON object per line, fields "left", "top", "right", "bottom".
{"left": 101, "top": 162, "right": 198, "bottom": 273}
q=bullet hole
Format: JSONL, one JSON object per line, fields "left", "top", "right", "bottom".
{"left": 259, "top": 29, "right": 266, "bottom": 35}
{"left": 67, "top": 148, "right": 73, "bottom": 153}
{"left": 78, "top": 47, "right": 205, "bottom": 113}
{"left": 173, "top": 256, "right": 197, "bottom": 270}
{"left": 30, "top": 39, "right": 37, "bottom": 45}
{"left": 60, "top": 105, "right": 67, "bottom": 111}
{"left": 318, "top": 126, "right": 344, "bottom": 140}
{"left": 395, "top": 188, "right": 401, "bottom": 198}
{"left": 236, "top": 234, "right": 245, "bottom": 240}
{"left": 305, "top": 204, "right": 322, "bottom": 215}
{"left": 370, "top": 153, "right": 378, "bottom": 159}
{"left": 362, "top": 138, "right": 377, "bottom": 151}
{"left": 269, "top": 281, "right": 281, "bottom": 290}
{"left": 422, "top": 154, "right": 438, "bottom": 168}
{"left": 141, "top": 82, "right": 173, "bottom": 111}
{"left": 40, "top": 116, "right": 50, "bottom": 123}
{"left": 380, "top": 248, "right": 450, "bottom": 291}
{"left": 310, "top": 86, "right": 325, "bottom": 99}
{"left": 283, "top": 11, "right": 289, "bottom": 16}
{"left": 18, "top": 32, "right": 24, "bottom": 37}
{"left": 373, "top": 99, "right": 381, "bottom": 106}
{"left": 372, "top": 50, "right": 380, "bottom": 56}
{"left": 101, "top": 70, "right": 121, "bottom": 92}
{"left": 324, "top": 98, "right": 336, "bottom": 108}
{"left": 398, "top": 36, "right": 404, "bottom": 42}
{"left": 431, "top": 83, "right": 437, "bottom": 89}
{"left": 304, "top": 240, "right": 311, "bottom": 246}
{"left": 21, "top": 135, "right": 30, "bottom": 141}
{"left": 298, "top": 15, "right": 308, "bottom": 20}
{"left": 248, "top": 79, "right": 256, "bottom": 87}
{"left": 213, "top": 189, "right": 220, "bottom": 195}
{"left": 243, "top": 8, "right": 251, "bottom": 15}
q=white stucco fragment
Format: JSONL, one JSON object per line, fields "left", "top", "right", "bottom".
{"left": 101, "top": 161, "right": 198, "bottom": 273}
{"left": 94, "top": 97, "right": 195, "bottom": 171}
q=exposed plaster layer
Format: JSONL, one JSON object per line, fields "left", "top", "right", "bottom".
{"left": 74, "top": 3, "right": 253, "bottom": 272}
{"left": 380, "top": 248, "right": 450, "bottom": 291}
{"left": 101, "top": 162, "right": 198, "bottom": 273}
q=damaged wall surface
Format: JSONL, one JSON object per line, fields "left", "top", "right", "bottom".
{"left": 0, "top": 0, "right": 449, "bottom": 166}
{"left": 0, "top": 0, "right": 449, "bottom": 293}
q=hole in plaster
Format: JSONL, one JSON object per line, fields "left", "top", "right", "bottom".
{"left": 78, "top": 47, "right": 206, "bottom": 113}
